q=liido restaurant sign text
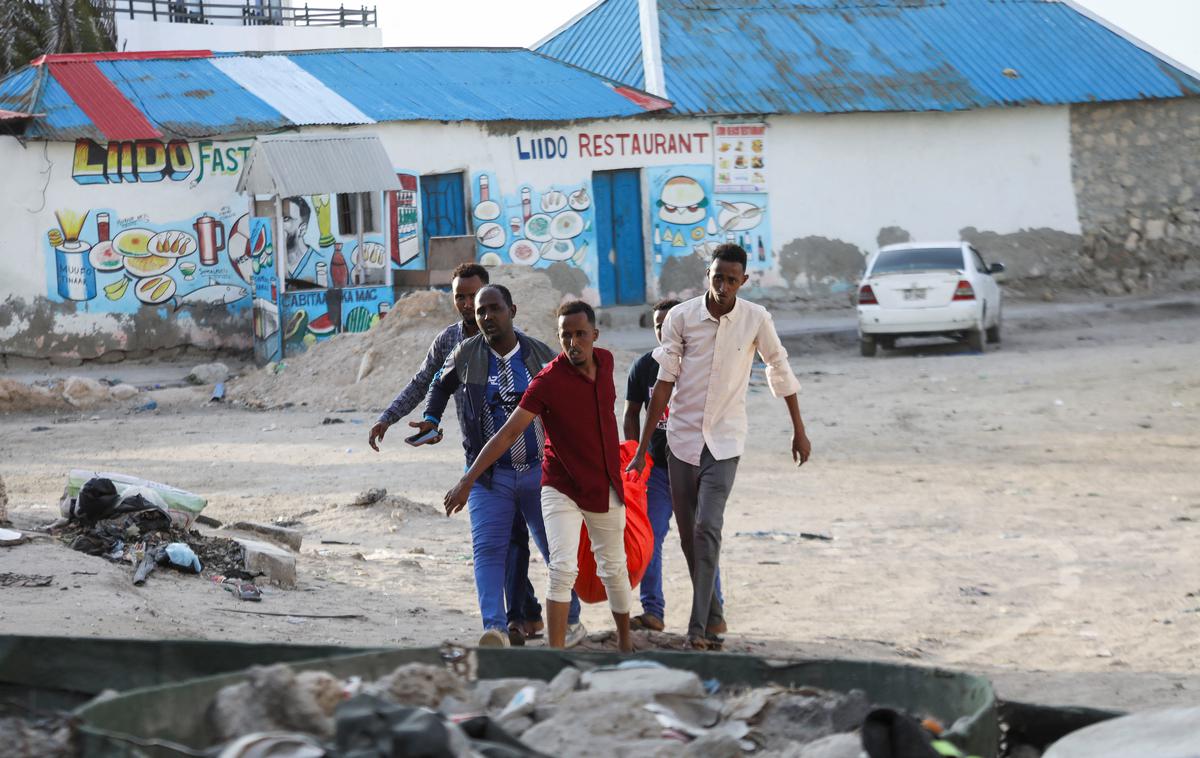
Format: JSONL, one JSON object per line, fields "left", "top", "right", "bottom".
{"left": 713, "top": 123, "right": 767, "bottom": 194}
{"left": 516, "top": 130, "right": 711, "bottom": 161}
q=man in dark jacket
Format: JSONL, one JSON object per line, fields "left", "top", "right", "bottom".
{"left": 422, "top": 285, "right": 583, "bottom": 648}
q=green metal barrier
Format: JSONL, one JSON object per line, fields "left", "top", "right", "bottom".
{"left": 69, "top": 646, "right": 1000, "bottom": 757}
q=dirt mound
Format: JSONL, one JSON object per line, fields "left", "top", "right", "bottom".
{"left": 0, "top": 379, "right": 68, "bottom": 413}
{"left": 230, "top": 266, "right": 580, "bottom": 412}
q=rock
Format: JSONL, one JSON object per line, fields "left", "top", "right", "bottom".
{"left": 209, "top": 664, "right": 334, "bottom": 741}
{"left": 188, "top": 362, "right": 230, "bottom": 385}
{"left": 473, "top": 677, "right": 546, "bottom": 709}
{"left": 521, "top": 691, "right": 672, "bottom": 758}
{"left": 374, "top": 663, "right": 466, "bottom": 708}
{"left": 1045, "top": 705, "right": 1200, "bottom": 758}
{"left": 1144, "top": 219, "right": 1167, "bottom": 241}
{"left": 757, "top": 689, "right": 871, "bottom": 749}
{"left": 108, "top": 383, "right": 139, "bottom": 401}
{"left": 582, "top": 665, "right": 705, "bottom": 697}
{"left": 356, "top": 348, "right": 379, "bottom": 383}
{"left": 682, "top": 733, "right": 743, "bottom": 757}
{"left": 229, "top": 521, "right": 303, "bottom": 551}
{"left": 62, "top": 376, "right": 109, "bottom": 409}
{"left": 797, "top": 732, "right": 863, "bottom": 758}
{"left": 352, "top": 487, "right": 387, "bottom": 506}
{"left": 234, "top": 537, "right": 297, "bottom": 588}
{"left": 544, "top": 667, "right": 582, "bottom": 701}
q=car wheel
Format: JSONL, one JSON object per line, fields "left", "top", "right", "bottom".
{"left": 860, "top": 336, "right": 877, "bottom": 357}
{"left": 986, "top": 320, "right": 1001, "bottom": 344}
{"left": 880, "top": 337, "right": 896, "bottom": 350}
{"left": 966, "top": 327, "right": 984, "bottom": 352}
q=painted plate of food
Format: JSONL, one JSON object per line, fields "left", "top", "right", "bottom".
{"left": 89, "top": 241, "right": 123, "bottom": 272}
{"left": 540, "top": 238, "right": 575, "bottom": 262}
{"left": 134, "top": 274, "right": 177, "bottom": 305}
{"left": 476, "top": 223, "right": 506, "bottom": 249}
{"left": 524, "top": 214, "right": 553, "bottom": 243}
{"left": 551, "top": 211, "right": 584, "bottom": 240}
{"left": 509, "top": 239, "right": 540, "bottom": 266}
{"left": 540, "top": 190, "right": 568, "bottom": 213}
{"left": 112, "top": 228, "right": 154, "bottom": 257}
{"left": 147, "top": 230, "right": 197, "bottom": 258}
{"left": 123, "top": 254, "right": 175, "bottom": 279}
{"left": 568, "top": 188, "right": 590, "bottom": 211}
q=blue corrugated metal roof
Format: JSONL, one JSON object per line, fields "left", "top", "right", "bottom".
{"left": 0, "top": 47, "right": 671, "bottom": 141}
{"left": 537, "top": 0, "right": 1200, "bottom": 114}
{"left": 536, "top": 0, "right": 646, "bottom": 90}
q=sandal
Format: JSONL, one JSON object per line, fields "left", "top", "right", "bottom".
{"left": 705, "top": 633, "right": 724, "bottom": 652}
{"left": 686, "top": 634, "right": 710, "bottom": 651}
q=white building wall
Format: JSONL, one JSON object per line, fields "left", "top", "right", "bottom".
{"left": 115, "top": 18, "right": 381, "bottom": 53}
{"left": 0, "top": 106, "right": 1083, "bottom": 358}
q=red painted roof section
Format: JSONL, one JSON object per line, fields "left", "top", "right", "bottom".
{"left": 31, "top": 51, "right": 212, "bottom": 65}
{"left": 49, "top": 61, "right": 162, "bottom": 140}
{"left": 611, "top": 85, "right": 671, "bottom": 112}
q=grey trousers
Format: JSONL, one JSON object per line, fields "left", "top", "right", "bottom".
{"left": 667, "top": 446, "right": 739, "bottom": 637}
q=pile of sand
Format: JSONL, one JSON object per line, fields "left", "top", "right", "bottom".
{"left": 230, "top": 266, "right": 578, "bottom": 412}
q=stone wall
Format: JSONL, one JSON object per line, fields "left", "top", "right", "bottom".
{"left": 1071, "top": 98, "right": 1200, "bottom": 295}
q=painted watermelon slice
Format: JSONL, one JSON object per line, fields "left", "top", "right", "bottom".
{"left": 308, "top": 313, "right": 336, "bottom": 337}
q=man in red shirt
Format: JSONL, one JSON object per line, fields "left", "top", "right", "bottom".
{"left": 445, "top": 300, "right": 633, "bottom": 653}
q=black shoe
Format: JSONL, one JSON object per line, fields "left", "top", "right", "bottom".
{"left": 507, "top": 623, "right": 526, "bottom": 647}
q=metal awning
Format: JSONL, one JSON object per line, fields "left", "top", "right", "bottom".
{"left": 236, "top": 133, "right": 401, "bottom": 197}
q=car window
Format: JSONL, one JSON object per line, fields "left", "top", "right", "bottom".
{"left": 971, "top": 249, "right": 988, "bottom": 274}
{"left": 869, "top": 248, "right": 964, "bottom": 275}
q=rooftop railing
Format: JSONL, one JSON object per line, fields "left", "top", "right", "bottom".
{"left": 116, "top": 0, "right": 377, "bottom": 28}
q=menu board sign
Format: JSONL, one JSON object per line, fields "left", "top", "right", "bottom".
{"left": 713, "top": 123, "right": 767, "bottom": 193}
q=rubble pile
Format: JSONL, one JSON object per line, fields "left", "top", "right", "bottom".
{"left": 0, "top": 704, "right": 71, "bottom": 758}
{"left": 230, "top": 266, "right": 580, "bottom": 412}
{"left": 206, "top": 659, "right": 891, "bottom": 758}
{"left": 0, "top": 376, "right": 143, "bottom": 413}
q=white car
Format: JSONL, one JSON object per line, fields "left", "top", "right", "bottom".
{"left": 856, "top": 241, "right": 1004, "bottom": 356}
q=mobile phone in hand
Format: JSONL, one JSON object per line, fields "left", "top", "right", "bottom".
{"left": 405, "top": 427, "right": 442, "bottom": 446}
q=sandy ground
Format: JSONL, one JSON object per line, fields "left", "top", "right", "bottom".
{"left": 1, "top": 296, "right": 1198, "bottom": 712}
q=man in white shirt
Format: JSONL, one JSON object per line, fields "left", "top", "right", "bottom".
{"left": 628, "top": 243, "right": 811, "bottom": 650}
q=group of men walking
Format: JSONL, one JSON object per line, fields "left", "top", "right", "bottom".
{"left": 369, "top": 243, "right": 810, "bottom": 650}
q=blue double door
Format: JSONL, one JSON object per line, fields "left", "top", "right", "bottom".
{"left": 592, "top": 169, "right": 646, "bottom": 305}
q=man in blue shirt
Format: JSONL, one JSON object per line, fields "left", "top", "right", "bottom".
{"left": 420, "top": 285, "right": 583, "bottom": 648}
{"left": 369, "top": 264, "right": 545, "bottom": 643}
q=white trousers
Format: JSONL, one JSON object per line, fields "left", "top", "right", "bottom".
{"left": 541, "top": 486, "right": 632, "bottom": 615}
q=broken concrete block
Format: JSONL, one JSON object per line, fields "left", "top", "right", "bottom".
{"left": 188, "top": 362, "right": 230, "bottom": 385}
{"left": 796, "top": 732, "right": 864, "bottom": 758}
{"left": 682, "top": 733, "right": 743, "bottom": 758}
{"left": 229, "top": 521, "right": 303, "bottom": 551}
{"left": 109, "top": 383, "right": 139, "bottom": 401}
{"left": 758, "top": 688, "right": 870, "bottom": 748}
{"left": 234, "top": 537, "right": 297, "bottom": 589}
{"left": 62, "top": 376, "right": 109, "bottom": 408}
{"left": 544, "top": 666, "right": 581, "bottom": 701}
{"left": 472, "top": 677, "right": 546, "bottom": 709}
{"left": 581, "top": 665, "right": 704, "bottom": 697}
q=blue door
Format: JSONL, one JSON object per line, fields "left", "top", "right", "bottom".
{"left": 419, "top": 172, "right": 467, "bottom": 256}
{"left": 593, "top": 169, "right": 646, "bottom": 305}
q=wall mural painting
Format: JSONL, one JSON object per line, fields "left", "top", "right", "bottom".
{"left": 71, "top": 138, "right": 251, "bottom": 186}
{"left": 251, "top": 217, "right": 281, "bottom": 365}
{"left": 470, "top": 172, "right": 597, "bottom": 285}
{"left": 647, "top": 165, "right": 772, "bottom": 281}
{"left": 44, "top": 207, "right": 261, "bottom": 315}
{"left": 281, "top": 194, "right": 388, "bottom": 289}
{"left": 389, "top": 172, "right": 421, "bottom": 270}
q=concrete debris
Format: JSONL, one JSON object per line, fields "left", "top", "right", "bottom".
{"left": 0, "top": 379, "right": 64, "bottom": 412}
{"left": 188, "top": 362, "right": 231, "bottom": 385}
{"left": 792, "top": 732, "right": 864, "bottom": 758}
{"left": 228, "top": 521, "right": 303, "bottom": 552}
{"left": 520, "top": 691, "right": 671, "bottom": 757}
{"left": 209, "top": 664, "right": 337, "bottom": 742}
{"left": 473, "top": 677, "right": 546, "bottom": 710}
{"left": 681, "top": 732, "right": 743, "bottom": 757}
{"left": 582, "top": 663, "right": 706, "bottom": 697}
{"left": 543, "top": 666, "right": 581, "bottom": 701}
{"left": 108, "top": 383, "right": 139, "bottom": 401}
{"left": 757, "top": 688, "right": 871, "bottom": 750}
{"left": 372, "top": 663, "right": 467, "bottom": 708}
{"left": 234, "top": 537, "right": 297, "bottom": 589}
{"left": 61, "top": 376, "right": 110, "bottom": 409}
{"left": 0, "top": 528, "right": 26, "bottom": 546}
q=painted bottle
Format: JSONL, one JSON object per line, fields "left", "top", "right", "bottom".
{"left": 96, "top": 213, "right": 111, "bottom": 243}
{"left": 479, "top": 174, "right": 490, "bottom": 202}
{"left": 757, "top": 235, "right": 766, "bottom": 262}
{"left": 521, "top": 188, "right": 532, "bottom": 221}
{"left": 315, "top": 262, "right": 329, "bottom": 288}
{"left": 330, "top": 243, "right": 349, "bottom": 287}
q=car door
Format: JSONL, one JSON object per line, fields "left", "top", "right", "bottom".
{"left": 969, "top": 247, "right": 999, "bottom": 325}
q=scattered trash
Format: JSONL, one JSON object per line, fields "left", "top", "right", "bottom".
{"left": 212, "top": 609, "right": 365, "bottom": 620}
{"left": 0, "top": 573, "right": 54, "bottom": 588}
{"left": 321, "top": 417, "right": 345, "bottom": 425}
{"left": 196, "top": 514, "right": 224, "bottom": 528}
{"left": 133, "top": 399, "right": 158, "bottom": 413}
{"left": 133, "top": 542, "right": 203, "bottom": 586}
{"left": 213, "top": 576, "right": 263, "bottom": 602}
{"left": 735, "top": 530, "right": 833, "bottom": 542}
{"left": 0, "top": 528, "right": 25, "bottom": 546}
{"left": 210, "top": 382, "right": 226, "bottom": 402}
{"left": 30, "top": 426, "right": 51, "bottom": 432}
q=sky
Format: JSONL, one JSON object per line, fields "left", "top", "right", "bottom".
{"left": 377, "top": 0, "right": 1200, "bottom": 74}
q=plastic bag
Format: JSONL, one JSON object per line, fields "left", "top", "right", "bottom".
{"left": 574, "top": 441, "right": 654, "bottom": 604}
{"left": 64, "top": 470, "right": 206, "bottom": 529}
